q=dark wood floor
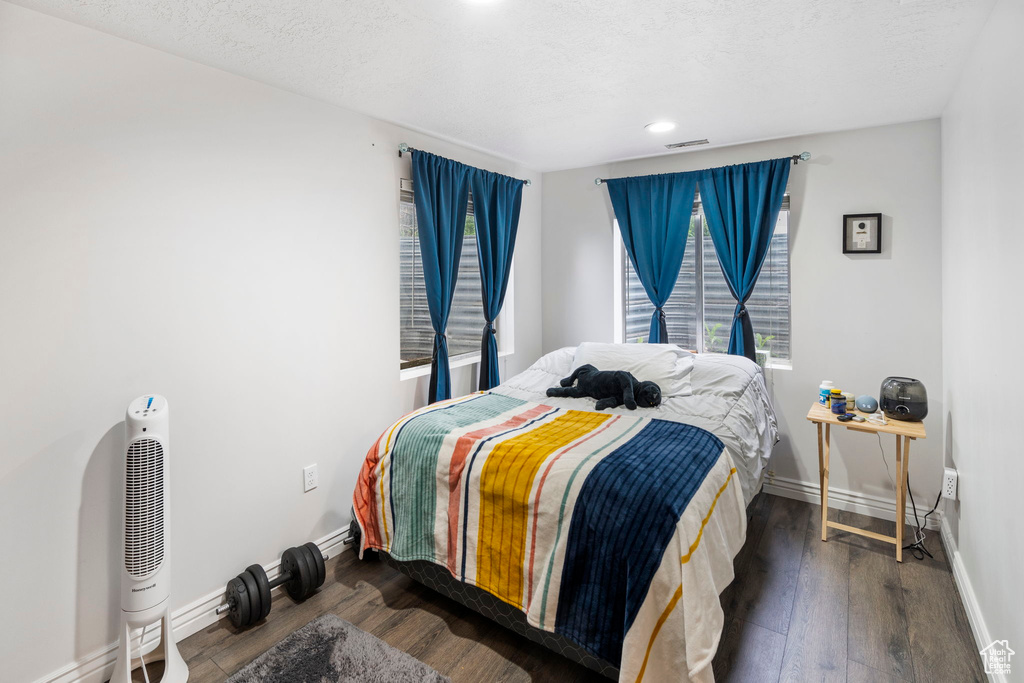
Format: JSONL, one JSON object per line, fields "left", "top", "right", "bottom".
{"left": 146, "top": 494, "right": 985, "bottom": 682}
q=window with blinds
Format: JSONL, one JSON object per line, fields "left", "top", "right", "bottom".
{"left": 622, "top": 194, "right": 791, "bottom": 361}
{"left": 400, "top": 179, "right": 497, "bottom": 369}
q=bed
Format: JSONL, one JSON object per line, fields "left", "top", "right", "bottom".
{"left": 352, "top": 345, "right": 777, "bottom": 682}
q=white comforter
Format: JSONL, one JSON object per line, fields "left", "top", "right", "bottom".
{"left": 492, "top": 347, "right": 777, "bottom": 505}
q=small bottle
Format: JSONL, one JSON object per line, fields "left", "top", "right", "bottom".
{"left": 830, "top": 389, "right": 846, "bottom": 414}
{"left": 819, "top": 381, "right": 834, "bottom": 407}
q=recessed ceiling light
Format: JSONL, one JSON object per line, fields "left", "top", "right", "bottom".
{"left": 645, "top": 121, "right": 677, "bottom": 133}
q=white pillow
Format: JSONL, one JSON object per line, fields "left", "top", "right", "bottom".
{"left": 571, "top": 342, "right": 694, "bottom": 397}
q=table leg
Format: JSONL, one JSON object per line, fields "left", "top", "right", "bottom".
{"left": 900, "top": 437, "right": 912, "bottom": 561}
{"left": 816, "top": 422, "right": 824, "bottom": 495}
{"left": 895, "top": 435, "right": 903, "bottom": 562}
{"left": 821, "top": 423, "right": 830, "bottom": 541}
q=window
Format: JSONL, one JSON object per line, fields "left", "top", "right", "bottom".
{"left": 621, "top": 195, "right": 790, "bottom": 361}
{"left": 400, "top": 179, "right": 508, "bottom": 370}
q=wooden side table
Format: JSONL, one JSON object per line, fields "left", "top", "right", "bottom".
{"left": 805, "top": 403, "right": 927, "bottom": 562}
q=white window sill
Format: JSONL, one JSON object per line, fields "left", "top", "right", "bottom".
{"left": 400, "top": 349, "right": 513, "bottom": 382}
{"left": 765, "top": 359, "right": 792, "bottom": 371}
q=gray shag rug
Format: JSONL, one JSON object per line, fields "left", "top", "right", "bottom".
{"left": 227, "top": 614, "right": 450, "bottom": 683}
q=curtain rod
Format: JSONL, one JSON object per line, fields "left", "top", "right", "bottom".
{"left": 593, "top": 151, "right": 811, "bottom": 186}
{"left": 398, "top": 143, "right": 532, "bottom": 186}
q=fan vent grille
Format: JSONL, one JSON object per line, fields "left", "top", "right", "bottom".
{"left": 125, "top": 438, "right": 165, "bottom": 578}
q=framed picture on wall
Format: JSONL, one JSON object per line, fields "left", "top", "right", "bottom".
{"left": 843, "top": 213, "right": 882, "bottom": 254}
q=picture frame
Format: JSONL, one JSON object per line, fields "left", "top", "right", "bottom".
{"left": 843, "top": 213, "right": 882, "bottom": 254}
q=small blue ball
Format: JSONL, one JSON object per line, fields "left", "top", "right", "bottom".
{"left": 856, "top": 395, "right": 878, "bottom": 413}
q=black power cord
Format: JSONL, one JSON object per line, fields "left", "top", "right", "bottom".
{"left": 876, "top": 434, "right": 942, "bottom": 561}
{"left": 903, "top": 481, "right": 941, "bottom": 560}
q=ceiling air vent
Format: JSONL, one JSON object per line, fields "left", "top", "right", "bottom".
{"left": 665, "top": 139, "right": 709, "bottom": 150}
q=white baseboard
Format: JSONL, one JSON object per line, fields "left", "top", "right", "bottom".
{"left": 35, "top": 524, "right": 354, "bottom": 683}
{"left": 38, "top": 492, "right": 1000, "bottom": 683}
{"left": 763, "top": 475, "right": 941, "bottom": 530}
{"left": 940, "top": 516, "right": 1004, "bottom": 683}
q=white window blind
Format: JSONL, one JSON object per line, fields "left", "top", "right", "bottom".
{"left": 623, "top": 195, "right": 791, "bottom": 360}
{"left": 400, "top": 180, "right": 486, "bottom": 369}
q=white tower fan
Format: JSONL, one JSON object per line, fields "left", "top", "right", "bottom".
{"left": 111, "top": 395, "right": 189, "bottom": 683}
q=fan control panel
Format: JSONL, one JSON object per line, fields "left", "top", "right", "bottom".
{"left": 128, "top": 394, "right": 167, "bottom": 419}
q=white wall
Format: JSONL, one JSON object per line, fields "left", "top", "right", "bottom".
{"left": 941, "top": 0, "right": 1022, "bottom": 661}
{"left": 0, "top": 4, "right": 542, "bottom": 681}
{"left": 542, "top": 120, "right": 944, "bottom": 518}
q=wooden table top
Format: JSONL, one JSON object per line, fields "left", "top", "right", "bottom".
{"left": 806, "top": 402, "right": 926, "bottom": 439}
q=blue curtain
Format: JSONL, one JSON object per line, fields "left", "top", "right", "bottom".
{"left": 698, "top": 158, "right": 791, "bottom": 361}
{"left": 606, "top": 172, "right": 699, "bottom": 343}
{"left": 411, "top": 151, "right": 472, "bottom": 403}
{"left": 471, "top": 169, "right": 524, "bottom": 391}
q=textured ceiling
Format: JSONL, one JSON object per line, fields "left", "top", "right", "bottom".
{"left": 9, "top": 0, "right": 994, "bottom": 170}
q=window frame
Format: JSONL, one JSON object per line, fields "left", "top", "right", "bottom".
{"left": 398, "top": 178, "right": 514, "bottom": 380}
{"left": 613, "top": 196, "right": 791, "bottom": 367}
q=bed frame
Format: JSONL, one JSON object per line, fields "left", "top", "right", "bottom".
{"left": 357, "top": 471, "right": 764, "bottom": 680}
{"left": 379, "top": 552, "right": 620, "bottom": 679}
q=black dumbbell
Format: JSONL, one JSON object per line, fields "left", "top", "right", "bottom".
{"left": 219, "top": 542, "right": 327, "bottom": 629}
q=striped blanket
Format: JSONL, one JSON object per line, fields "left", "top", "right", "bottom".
{"left": 353, "top": 392, "right": 747, "bottom": 682}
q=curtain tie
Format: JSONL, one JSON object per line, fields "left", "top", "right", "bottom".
{"left": 431, "top": 332, "right": 448, "bottom": 358}
{"left": 481, "top": 320, "right": 496, "bottom": 347}
{"left": 732, "top": 302, "right": 756, "bottom": 362}
{"left": 652, "top": 307, "right": 669, "bottom": 344}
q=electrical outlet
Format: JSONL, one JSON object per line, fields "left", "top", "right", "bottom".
{"left": 942, "top": 467, "right": 958, "bottom": 500}
{"left": 303, "top": 464, "right": 319, "bottom": 493}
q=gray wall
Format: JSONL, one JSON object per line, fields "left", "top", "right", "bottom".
{"left": 941, "top": 0, "right": 1022, "bottom": 662}
{"left": 0, "top": 4, "right": 543, "bottom": 681}
{"left": 542, "top": 120, "right": 944, "bottom": 517}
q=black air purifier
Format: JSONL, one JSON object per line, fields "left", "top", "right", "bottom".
{"left": 879, "top": 377, "right": 928, "bottom": 421}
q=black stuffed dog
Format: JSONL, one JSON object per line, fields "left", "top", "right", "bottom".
{"left": 546, "top": 364, "right": 662, "bottom": 411}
